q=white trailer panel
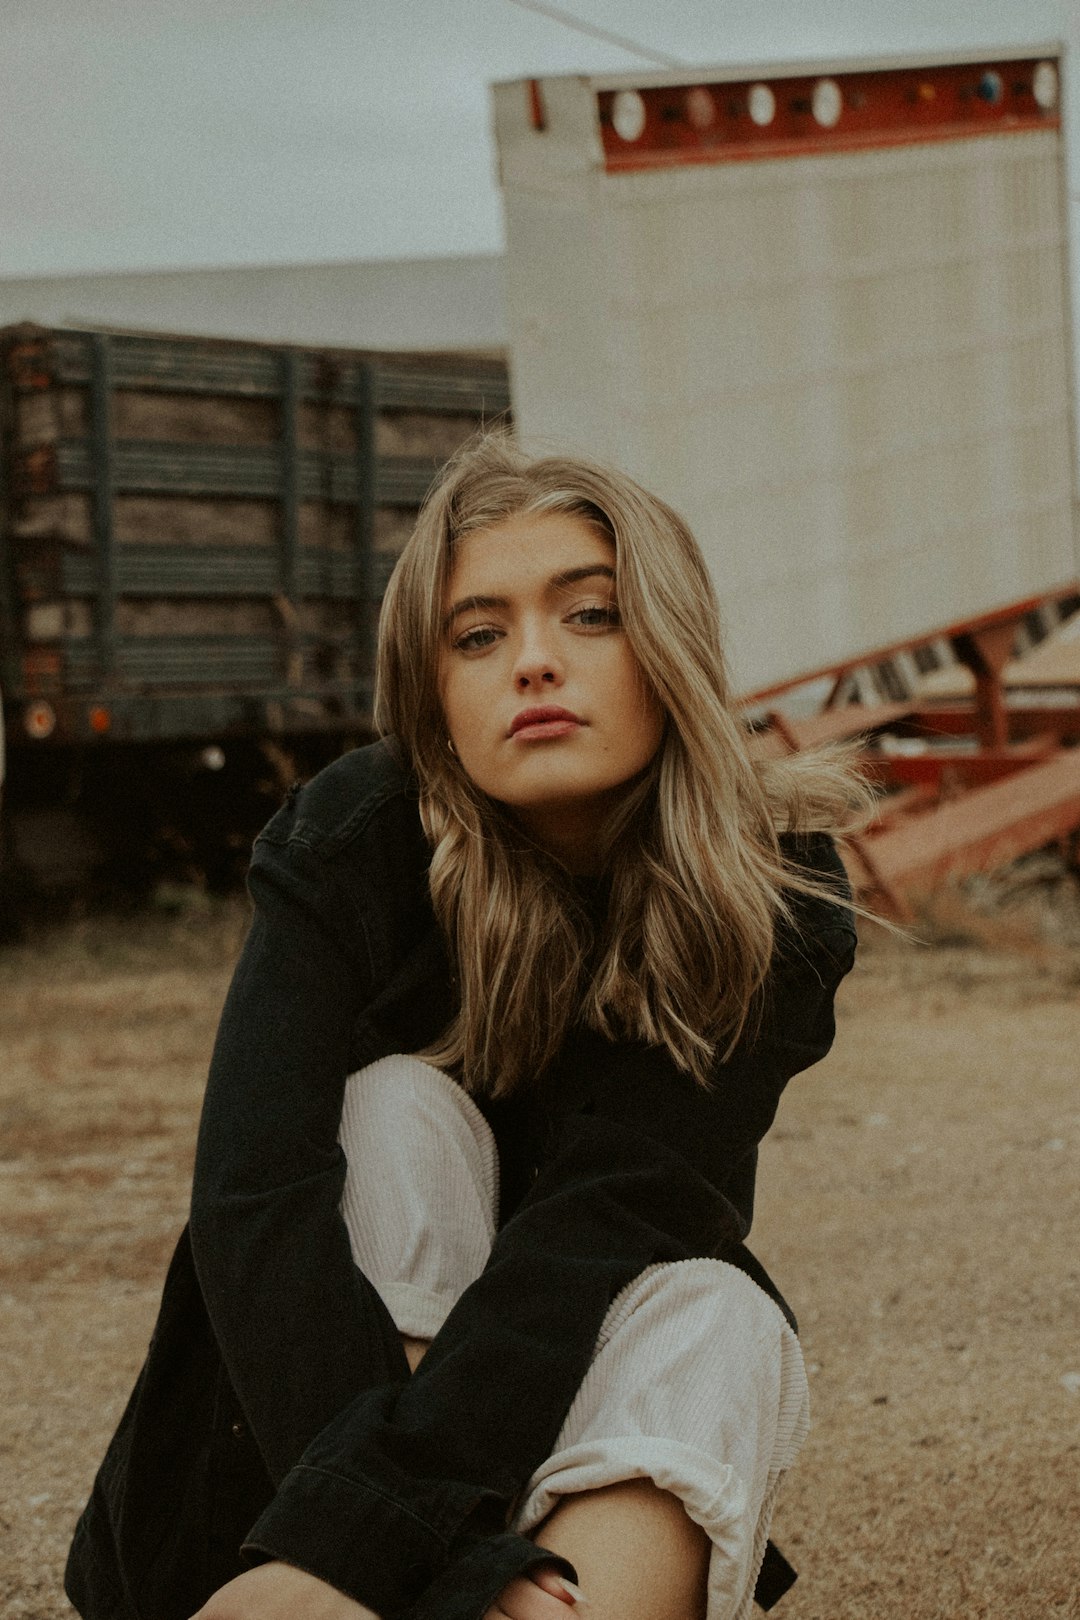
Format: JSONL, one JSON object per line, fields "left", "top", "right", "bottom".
{"left": 494, "top": 52, "right": 1078, "bottom": 694}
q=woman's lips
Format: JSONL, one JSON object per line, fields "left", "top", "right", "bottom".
{"left": 508, "top": 706, "right": 584, "bottom": 741}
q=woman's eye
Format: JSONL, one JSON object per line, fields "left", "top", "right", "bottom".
{"left": 453, "top": 625, "right": 501, "bottom": 653}
{"left": 570, "top": 604, "right": 620, "bottom": 629}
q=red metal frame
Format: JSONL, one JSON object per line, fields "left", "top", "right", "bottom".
{"left": 852, "top": 752, "right": 1080, "bottom": 901}
{"left": 743, "top": 587, "right": 1080, "bottom": 918}
{"left": 741, "top": 587, "right": 1079, "bottom": 710}
{"left": 598, "top": 58, "right": 1060, "bottom": 172}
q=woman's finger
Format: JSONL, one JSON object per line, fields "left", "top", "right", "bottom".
{"left": 491, "top": 1572, "right": 585, "bottom": 1619}
{"left": 531, "top": 1566, "right": 586, "bottom": 1605}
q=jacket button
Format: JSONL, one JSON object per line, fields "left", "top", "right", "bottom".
{"left": 230, "top": 1420, "right": 246, "bottom": 1440}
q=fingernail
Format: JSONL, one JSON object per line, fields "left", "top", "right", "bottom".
{"left": 554, "top": 1576, "right": 590, "bottom": 1606}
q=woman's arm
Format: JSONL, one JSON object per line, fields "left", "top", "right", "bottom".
{"left": 189, "top": 827, "right": 412, "bottom": 1482}
{"left": 563, "top": 834, "right": 858, "bottom": 1191}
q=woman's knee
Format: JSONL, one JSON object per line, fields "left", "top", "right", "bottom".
{"left": 336, "top": 1055, "right": 500, "bottom": 1337}
{"left": 602, "top": 1260, "right": 810, "bottom": 1467}
{"left": 600, "top": 1259, "right": 792, "bottom": 1355}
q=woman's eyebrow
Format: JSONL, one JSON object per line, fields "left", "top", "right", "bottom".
{"left": 549, "top": 564, "right": 616, "bottom": 590}
{"left": 443, "top": 593, "right": 509, "bottom": 629}
{"left": 443, "top": 566, "right": 616, "bottom": 629}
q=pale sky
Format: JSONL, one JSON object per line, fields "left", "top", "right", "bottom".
{"left": 0, "top": 0, "right": 1071, "bottom": 277}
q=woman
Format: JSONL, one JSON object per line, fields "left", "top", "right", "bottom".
{"left": 66, "top": 436, "right": 860, "bottom": 1620}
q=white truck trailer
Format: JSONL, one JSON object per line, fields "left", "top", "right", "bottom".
{"left": 493, "top": 47, "right": 1078, "bottom": 700}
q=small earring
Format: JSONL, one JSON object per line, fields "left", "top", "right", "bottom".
{"left": 446, "top": 736, "right": 457, "bottom": 757}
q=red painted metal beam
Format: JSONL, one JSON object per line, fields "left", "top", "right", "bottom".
{"left": 911, "top": 704, "right": 1080, "bottom": 743}
{"left": 867, "top": 783, "right": 940, "bottom": 824}
{"left": 598, "top": 57, "right": 1060, "bottom": 172}
{"left": 950, "top": 622, "right": 1016, "bottom": 749}
{"left": 867, "top": 735, "right": 1060, "bottom": 792}
{"left": 850, "top": 747, "right": 1080, "bottom": 896}
{"left": 768, "top": 700, "right": 917, "bottom": 751}
{"left": 740, "top": 587, "right": 1079, "bottom": 709}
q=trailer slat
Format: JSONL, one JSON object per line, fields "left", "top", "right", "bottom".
{"left": 61, "top": 635, "right": 367, "bottom": 688}
{"left": 44, "top": 439, "right": 442, "bottom": 506}
{"left": 32, "top": 331, "right": 510, "bottom": 413}
{"left": 60, "top": 547, "right": 366, "bottom": 599}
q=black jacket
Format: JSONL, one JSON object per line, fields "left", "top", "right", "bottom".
{"left": 65, "top": 738, "right": 857, "bottom": 1620}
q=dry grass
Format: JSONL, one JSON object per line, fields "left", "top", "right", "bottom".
{"left": 1, "top": 890, "right": 1078, "bottom": 1619}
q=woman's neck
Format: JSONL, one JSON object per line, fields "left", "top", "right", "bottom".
{"left": 514, "top": 800, "right": 611, "bottom": 875}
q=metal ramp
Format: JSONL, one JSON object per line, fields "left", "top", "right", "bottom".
{"left": 745, "top": 588, "right": 1080, "bottom": 918}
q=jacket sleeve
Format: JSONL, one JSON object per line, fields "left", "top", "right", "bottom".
{"left": 238, "top": 837, "right": 857, "bottom": 1620}
{"left": 190, "top": 804, "right": 580, "bottom": 1614}
{"left": 189, "top": 821, "right": 415, "bottom": 1482}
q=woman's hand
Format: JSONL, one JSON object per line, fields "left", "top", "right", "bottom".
{"left": 189, "top": 1561, "right": 379, "bottom": 1620}
{"left": 190, "top": 1557, "right": 585, "bottom": 1620}
{"left": 483, "top": 1564, "right": 588, "bottom": 1619}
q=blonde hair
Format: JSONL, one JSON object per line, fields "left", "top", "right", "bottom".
{"left": 376, "top": 434, "right": 865, "bottom": 1097}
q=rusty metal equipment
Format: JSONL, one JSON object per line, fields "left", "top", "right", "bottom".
{"left": 745, "top": 586, "right": 1080, "bottom": 916}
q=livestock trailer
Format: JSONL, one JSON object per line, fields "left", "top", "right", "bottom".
{"left": 0, "top": 326, "right": 508, "bottom": 891}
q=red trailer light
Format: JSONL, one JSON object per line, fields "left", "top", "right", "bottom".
{"left": 88, "top": 706, "right": 111, "bottom": 735}
{"left": 24, "top": 701, "right": 56, "bottom": 739}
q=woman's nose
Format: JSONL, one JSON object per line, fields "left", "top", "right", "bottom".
{"left": 512, "top": 629, "right": 563, "bottom": 691}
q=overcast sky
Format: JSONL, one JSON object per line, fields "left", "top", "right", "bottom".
{"left": 0, "top": 0, "right": 1071, "bottom": 277}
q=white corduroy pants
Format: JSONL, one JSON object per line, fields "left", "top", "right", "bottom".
{"left": 338, "top": 1055, "right": 810, "bottom": 1620}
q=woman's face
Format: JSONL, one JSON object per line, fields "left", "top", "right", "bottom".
{"left": 439, "top": 510, "right": 666, "bottom": 869}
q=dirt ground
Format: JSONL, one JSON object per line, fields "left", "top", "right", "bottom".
{"left": 1, "top": 888, "right": 1078, "bottom": 1620}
